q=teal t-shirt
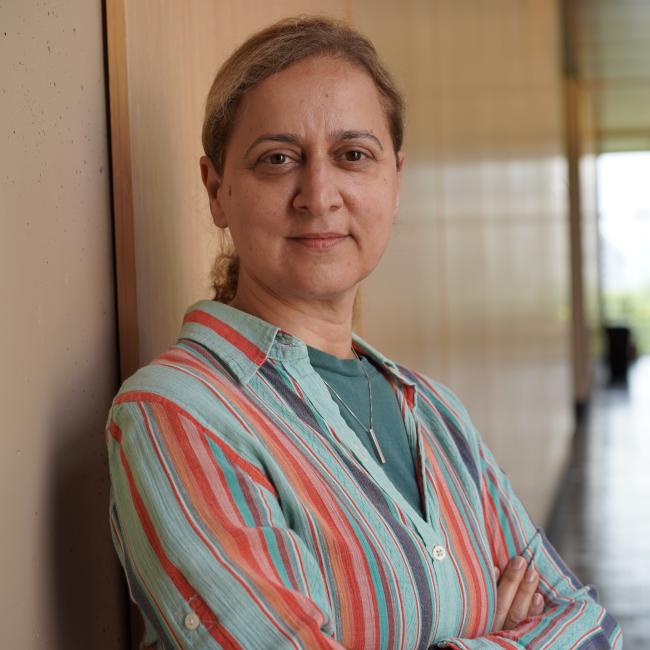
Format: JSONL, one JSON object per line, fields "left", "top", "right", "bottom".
{"left": 307, "top": 345, "right": 423, "bottom": 516}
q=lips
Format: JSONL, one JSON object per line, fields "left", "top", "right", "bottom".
{"left": 289, "top": 233, "right": 348, "bottom": 249}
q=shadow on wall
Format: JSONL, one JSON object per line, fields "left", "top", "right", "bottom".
{"left": 45, "top": 366, "right": 128, "bottom": 649}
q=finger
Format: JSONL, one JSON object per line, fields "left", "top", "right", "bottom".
{"left": 503, "top": 566, "right": 540, "bottom": 630}
{"left": 529, "top": 592, "right": 544, "bottom": 617}
{"left": 493, "top": 556, "right": 527, "bottom": 631}
{"left": 494, "top": 565, "right": 501, "bottom": 582}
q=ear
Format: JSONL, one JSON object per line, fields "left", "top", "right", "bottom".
{"left": 200, "top": 155, "right": 228, "bottom": 229}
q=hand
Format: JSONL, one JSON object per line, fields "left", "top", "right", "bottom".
{"left": 493, "top": 555, "right": 545, "bottom": 631}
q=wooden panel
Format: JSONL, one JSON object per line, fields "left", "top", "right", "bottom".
{"left": 348, "top": 0, "right": 448, "bottom": 377}
{"left": 107, "top": 0, "right": 139, "bottom": 380}
{"left": 356, "top": 0, "right": 572, "bottom": 524}
{"left": 564, "top": 0, "right": 603, "bottom": 406}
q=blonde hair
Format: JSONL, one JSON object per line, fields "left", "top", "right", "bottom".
{"left": 202, "top": 15, "right": 405, "bottom": 304}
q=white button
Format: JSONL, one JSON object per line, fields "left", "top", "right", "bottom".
{"left": 432, "top": 545, "right": 447, "bottom": 561}
{"left": 184, "top": 612, "right": 200, "bottom": 630}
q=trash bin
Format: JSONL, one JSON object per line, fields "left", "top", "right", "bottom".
{"left": 605, "top": 325, "right": 631, "bottom": 383}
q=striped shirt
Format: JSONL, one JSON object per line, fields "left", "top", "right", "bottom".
{"left": 105, "top": 299, "right": 622, "bottom": 649}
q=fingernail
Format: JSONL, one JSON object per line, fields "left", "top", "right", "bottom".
{"left": 533, "top": 593, "right": 544, "bottom": 610}
{"left": 512, "top": 556, "right": 526, "bottom": 570}
{"left": 525, "top": 567, "right": 537, "bottom": 583}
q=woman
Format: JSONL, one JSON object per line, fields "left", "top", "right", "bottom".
{"left": 106, "top": 16, "right": 621, "bottom": 649}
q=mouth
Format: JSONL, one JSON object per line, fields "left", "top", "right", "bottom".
{"left": 289, "top": 232, "right": 349, "bottom": 250}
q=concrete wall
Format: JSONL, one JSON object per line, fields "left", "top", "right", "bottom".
{"left": 0, "top": 2, "right": 126, "bottom": 648}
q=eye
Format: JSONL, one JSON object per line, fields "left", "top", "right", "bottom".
{"left": 254, "top": 151, "right": 300, "bottom": 173}
{"left": 256, "top": 151, "right": 301, "bottom": 172}
{"left": 343, "top": 150, "right": 367, "bottom": 163}
{"left": 263, "top": 153, "right": 289, "bottom": 165}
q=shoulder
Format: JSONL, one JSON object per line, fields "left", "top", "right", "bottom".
{"left": 110, "top": 339, "right": 244, "bottom": 420}
{"left": 106, "top": 341, "right": 271, "bottom": 466}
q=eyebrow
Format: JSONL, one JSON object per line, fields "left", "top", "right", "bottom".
{"left": 244, "top": 133, "right": 300, "bottom": 158}
{"left": 334, "top": 130, "right": 384, "bottom": 152}
{"left": 244, "top": 129, "right": 384, "bottom": 157}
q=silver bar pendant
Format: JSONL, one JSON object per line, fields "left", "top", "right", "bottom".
{"left": 368, "top": 428, "right": 386, "bottom": 464}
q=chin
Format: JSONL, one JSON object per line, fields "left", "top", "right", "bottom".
{"left": 283, "top": 278, "right": 360, "bottom": 302}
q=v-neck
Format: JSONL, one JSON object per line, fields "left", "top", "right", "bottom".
{"left": 287, "top": 352, "right": 440, "bottom": 548}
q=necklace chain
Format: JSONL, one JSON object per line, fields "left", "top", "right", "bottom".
{"left": 320, "top": 348, "right": 386, "bottom": 464}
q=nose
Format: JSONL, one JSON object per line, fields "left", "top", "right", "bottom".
{"left": 292, "top": 159, "right": 343, "bottom": 216}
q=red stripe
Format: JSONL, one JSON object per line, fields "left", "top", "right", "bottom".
{"left": 109, "top": 420, "right": 122, "bottom": 443}
{"left": 183, "top": 310, "right": 267, "bottom": 366}
{"left": 118, "top": 445, "right": 242, "bottom": 648}
{"left": 115, "top": 391, "right": 278, "bottom": 496}
{"left": 235, "top": 396, "right": 371, "bottom": 647}
{"left": 483, "top": 463, "right": 522, "bottom": 554}
{"left": 164, "top": 406, "right": 282, "bottom": 587}
{"left": 421, "top": 428, "right": 490, "bottom": 635}
{"left": 529, "top": 601, "right": 585, "bottom": 647}
{"left": 136, "top": 400, "right": 339, "bottom": 649}
{"left": 134, "top": 406, "right": 309, "bottom": 647}
{"left": 128, "top": 531, "right": 185, "bottom": 647}
{"left": 480, "top": 481, "right": 509, "bottom": 566}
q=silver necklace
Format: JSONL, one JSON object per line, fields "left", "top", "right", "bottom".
{"left": 320, "top": 348, "right": 386, "bottom": 464}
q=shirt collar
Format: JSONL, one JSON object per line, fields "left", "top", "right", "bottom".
{"left": 176, "top": 299, "right": 414, "bottom": 388}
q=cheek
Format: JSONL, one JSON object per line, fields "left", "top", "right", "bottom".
{"left": 235, "top": 178, "right": 292, "bottom": 221}
{"left": 373, "top": 221, "right": 394, "bottom": 259}
{"left": 227, "top": 192, "right": 283, "bottom": 240}
{"left": 368, "top": 210, "right": 397, "bottom": 266}
{"left": 357, "top": 184, "right": 397, "bottom": 239}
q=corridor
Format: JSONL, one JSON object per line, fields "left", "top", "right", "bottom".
{"left": 549, "top": 356, "right": 650, "bottom": 648}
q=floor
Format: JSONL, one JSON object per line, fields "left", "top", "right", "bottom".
{"left": 548, "top": 355, "right": 650, "bottom": 648}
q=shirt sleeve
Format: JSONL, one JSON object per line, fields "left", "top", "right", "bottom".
{"left": 106, "top": 395, "right": 346, "bottom": 650}
{"left": 432, "top": 388, "right": 623, "bottom": 650}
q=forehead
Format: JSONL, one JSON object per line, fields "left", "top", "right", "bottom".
{"left": 232, "top": 55, "right": 390, "bottom": 140}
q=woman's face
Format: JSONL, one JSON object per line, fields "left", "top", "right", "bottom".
{"left": 202, "top": 55, "right": 404, "bottom": 306}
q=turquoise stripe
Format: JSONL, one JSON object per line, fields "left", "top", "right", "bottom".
{"left": 205, "top": 436, "right": 258, "bottom": 528}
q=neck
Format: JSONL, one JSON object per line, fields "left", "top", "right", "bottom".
{"left": 230, "top": 277, "right": 357, "bottom": 359}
